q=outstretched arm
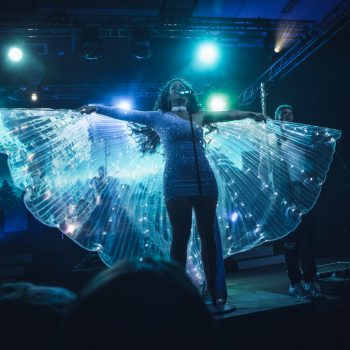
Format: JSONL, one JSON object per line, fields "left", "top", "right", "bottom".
{"left": 202, "top": 110, "right": 266, "bottom": 124}
{"left": 78, "top": 105, "right": 159, "bottom": 127}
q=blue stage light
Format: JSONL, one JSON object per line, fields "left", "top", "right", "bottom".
{"left": 116, "top": 100, "right": 132, "bottom": 110}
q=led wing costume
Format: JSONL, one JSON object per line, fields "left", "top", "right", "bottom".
{"left": 0, "top": 108, "right": 341, "bottom": 284}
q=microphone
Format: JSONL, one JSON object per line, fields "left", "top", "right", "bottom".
{"left": 179, "top": 89, "right": 193, "bottom": 96}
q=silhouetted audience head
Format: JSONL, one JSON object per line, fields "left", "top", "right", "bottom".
{"left": 57, "top": 258, "right": 227, "bottom": 349}
{"left": 0, "top": 282, "right": 76, "bottom": 350}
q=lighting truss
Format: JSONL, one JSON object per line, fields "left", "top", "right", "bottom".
{"left": 0, "top": 16, "right": 312, "bottom": 47}
{"left": 0, "top": 81, "right": 243, "bottom": 102}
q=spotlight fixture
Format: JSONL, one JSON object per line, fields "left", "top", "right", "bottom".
{"left": 80, "top": 26, "right": 102, "bottom": 60}
{"left": 275, "top": 21, "right": 298, "bottom": 54}
{"left": 132, "top": 29, "right": 151, "bottom": 60}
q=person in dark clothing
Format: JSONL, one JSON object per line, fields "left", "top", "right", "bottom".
{"left": 56, "top": 258, "right": 228, "bottom": 350}
{"left": 0, "top": 282, "right": 76, "bottom": 350}
{"left": 275, "top": 104, "right": 324, "bottom": 299}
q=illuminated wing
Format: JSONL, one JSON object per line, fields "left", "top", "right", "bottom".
{"left": 0, "top": 109, "right": 341, "bottom": 286}
{"left": 205, "top": 118, "right": 341, "bottom": 257}
{"left": 0, "top": 108, "right": 169, "bottom": 266}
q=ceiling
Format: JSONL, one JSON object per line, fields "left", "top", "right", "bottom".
{"left": 0, "top": 0, "right": 342, "bottom": 43}
{"left": 194, "top": 0, "right": 341, "bottom": 21}
{"left": 1, "top": 0, "right": 341, "bottom": 20}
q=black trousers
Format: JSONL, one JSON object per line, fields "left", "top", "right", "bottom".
{"left": 166, "top": 196, "right": 218, "bottom": 297}
{"left": 284, "top": 210, "right": 317, "bottom": 285}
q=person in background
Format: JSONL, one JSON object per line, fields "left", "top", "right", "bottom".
{"left": 275, "top": 104, "right": 324, "bottom": 299}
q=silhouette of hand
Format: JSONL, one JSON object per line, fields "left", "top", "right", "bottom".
{"left": 78, "top": 105, "right": 98, "bottom": 114}
{"left": 251, "top": 112, "right": 266, "bottom": 123}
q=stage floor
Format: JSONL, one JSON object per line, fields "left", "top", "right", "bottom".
{"left": 214, "top": 258, "right": 350, "bottom": 349}
{"left": 226, "top": 257, "right": 350, "bottom": 295}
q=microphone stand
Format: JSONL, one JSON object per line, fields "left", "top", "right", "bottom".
{"left": 180, "top": 90, "right": 236, "bottom": 314}
{"left": 188, "top": 109, "right": 216, "bottom": 303}
{"left": 186, "top": 99, "right": 235, "bottom": 313}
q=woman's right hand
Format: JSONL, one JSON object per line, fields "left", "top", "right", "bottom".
{"left": 78, "top": 105, "right": 98, "bottom": 114}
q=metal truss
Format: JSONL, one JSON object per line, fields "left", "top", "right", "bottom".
{"left": 1, "top": 83, "right": 163, "bottom": 102}
{"left": 0, "top": 15, "right": 312, "bottom": 46}
{"left": 237, "top": 0, "right": 350, "bottom": 106}
{"left": 1, "top": 80, "right": 241, "bottom": 102}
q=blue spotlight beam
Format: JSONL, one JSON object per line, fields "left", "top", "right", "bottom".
{"left": 237, "top": 0, "right": 350, "bottom": 107}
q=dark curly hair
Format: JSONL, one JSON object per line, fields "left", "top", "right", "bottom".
{"left": 153, "top": 78, "right": 201, "bottom": 114}
{"left": 129, "top": 78, "right": 218, "bottom": 155}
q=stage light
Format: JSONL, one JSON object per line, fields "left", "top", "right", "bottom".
{"left": 8, "top": 47, "right": 23, "bottom": 62}
{"left": 274, "top": 21, "right": 298, "bottom": 54}
{"left": 116, "top": 100, "right": 132, "bottom": 110}
{"left": 197, "top": 42, "right": 219, "bottom": 66}
{"left": 80, "top": 26, "right": 102, "bottom": 60}
{"left": 208, "top": 94, "right": 228, "bottom": 111}
{"left": 132, "top": 29, "right": 151, "bottom": 60}
{"left": 31, "top": 92, "right": 38, "bottom": 101}
{"left": 265, "top": 30, "right": 283, "bottom": 55}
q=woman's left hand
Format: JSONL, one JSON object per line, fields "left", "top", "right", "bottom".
{"left": 77, "top": 105, "right": 98, "bottom": 114}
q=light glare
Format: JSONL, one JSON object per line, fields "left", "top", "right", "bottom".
{"left": 197, "top": 43, "right": 219, "bottom": 65}
{"left": 117, "top": 100, "right": 132, "bottom": 110}
{"left": 208, "top": 94, "right": 228, "bottom": 111}
{"left": 8, "top": 47, "right": 23, "bottom": 62}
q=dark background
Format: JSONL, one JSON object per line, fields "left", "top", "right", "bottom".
{"left": 267, "top": 23, "right": 350, "bottom": 258}
{"left": 0, "top": 1, "right": 349, "bottom": 283}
